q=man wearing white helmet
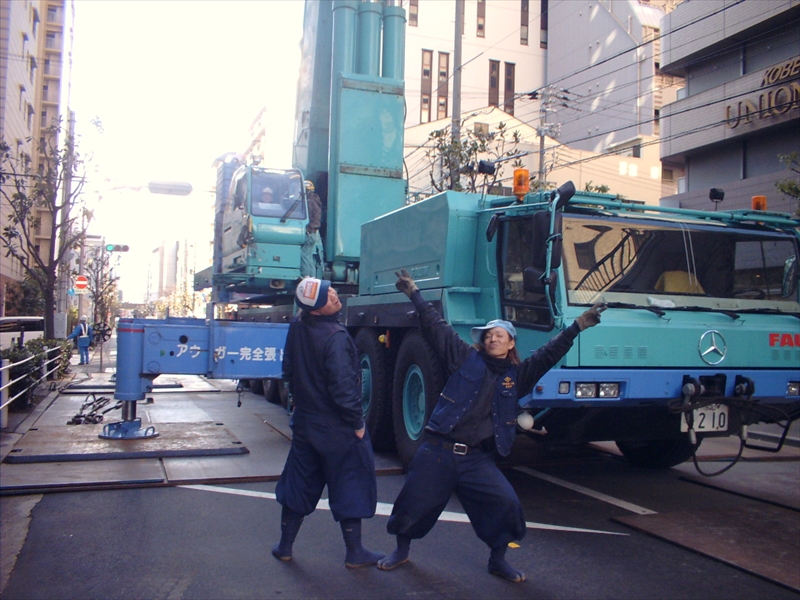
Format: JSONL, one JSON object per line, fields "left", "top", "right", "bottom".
{"left": 272, "top": 277, "right": 384, "bottom": 569}
{"left": 67, "top": 315, "right": 93, "bottom": 365}
{"left": 378, "top": 269, "right": 605, "bottom": 582}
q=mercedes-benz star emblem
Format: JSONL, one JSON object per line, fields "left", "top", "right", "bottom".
{"left": 698, "top": 330, "right": 727, "bottom": 365}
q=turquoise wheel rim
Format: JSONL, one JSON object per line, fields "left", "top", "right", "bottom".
{"left": 360, "top": 354, "right": 372, "bottom": 416}
{"left": 402, "top": 365, "right": 426, "bottom": 440}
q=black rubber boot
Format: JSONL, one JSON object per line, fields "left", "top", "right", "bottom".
{"left": 377, "top": 534, "right": 411, "bottom": 571}
{"left": 340, "top": 519, "right": 385, "bottom": 568}
{"left": 272, "top": 506, "right": 304, "bottom": 561}
{"left": 488, "top": 545, "right": 526, "bottom": 583}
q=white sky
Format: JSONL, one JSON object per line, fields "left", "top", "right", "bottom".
{"left": 69, "top": 1, "right": 304, "bottom": 300}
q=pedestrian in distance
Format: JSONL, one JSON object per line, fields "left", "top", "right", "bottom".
{"left": 67, "top": 315, "right": 93, "bottom": 365}
{"left": 378, "top": 269, "right": 606, "bottom": 582}
{"left": 273, "top": 277, "right": 385, "bottom": 568}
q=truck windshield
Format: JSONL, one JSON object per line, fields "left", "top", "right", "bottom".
{"left": 249, "top": 170, "right": 306, "bottom": 220}
{"left": 560, "top": 215, "right": 800, "bottom": 312}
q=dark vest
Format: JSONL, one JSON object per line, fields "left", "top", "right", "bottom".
{"left": 426, "top": 349, "right": 519, "bottom": 456}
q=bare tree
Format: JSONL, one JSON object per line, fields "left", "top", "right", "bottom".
{"left": 85, "top": 244, "right": 119, "bottom": 325}
{"left": 425, "top": 121, "right": 524, "bottom": 194}
{"left": 0, "top": 122, "right": 87, "bottom": 339}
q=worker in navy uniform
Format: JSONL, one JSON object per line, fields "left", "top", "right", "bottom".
{"left": 300, "top": 180, "right": 324, "bottom": 278}
{"left": 273, "top": 277, "right": 385, "bottom": 568}
{"left": 67, "top": 315, "right": 93, "bottom": 365}
{"left": 378, "top": 269, "right": 605, "bottom": 582}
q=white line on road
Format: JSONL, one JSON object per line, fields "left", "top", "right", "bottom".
{"left": 514, "top": 467, "right": 657, "bottom": 515}
{"left": 180, "top": 484, "right": 628, "bottom": 536}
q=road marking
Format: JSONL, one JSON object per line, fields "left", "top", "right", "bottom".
{"left": 180, "top": 484, "right": 627, "bottom": 536}
{"left": 514, "top": 467, "right": 657, "bottom": 515}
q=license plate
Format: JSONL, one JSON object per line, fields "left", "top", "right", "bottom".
{"left": 680, "top": 403, "right": 729, "bottom": 432}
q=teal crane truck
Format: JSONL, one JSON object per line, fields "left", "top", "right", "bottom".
{"left": 116, "top": 0, "right": 800, "bottom": 470}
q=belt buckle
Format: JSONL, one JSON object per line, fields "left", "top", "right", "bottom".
{"left": 452, "top": 443, "right": 468, "bottom": 455}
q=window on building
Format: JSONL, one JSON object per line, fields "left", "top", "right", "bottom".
{"left": 409, "top": 0, "right": 418, "bottom": 27}
{"left": 489, "top": 60, "right": 500, "bottom": 107}
{"left": 437, "top": 52, "right": 449, "bottom": 119}
{"left": 41, "top": 110, "right": 48, "bottom": 127}
{"left": 421, "top": 50, "right": 433, "bottom": 122}
{"left": 44, "top": 58, "right": 50, "bottom": 75}
{"left": 43, "top": 84, "right": 48, "bottom": 102}
{"left": 18, "top": 85, "right": 25, "bottom": 110}
{"left": 540, "top": 0, "right": 548, "bottom": 49}
{"left": 421, "top": 94, "right": 431, "bottom": 123}
{"left": 521, "top": 0, "right": 529, "bottom": 45}
{"left": 31, "top": 8, "right": 39, "bottom": 37}
{"left": 46, "top": 32, "right": 57, "bottom": 49}
{"left": 27, "top": 104, "right": 35, "bottom": 130}
{"left": 21, "top": 32, "right": 28, "bottom": 56}
{"left": 28, "top": 55, "right": 37, "bottom": 84}
{"left": 504, "top": 62, "right": 516, "bottom": 115}
{"left": 438, "top": 97, "right": 448, "bottom": 120}
{"left": 654, "top": 109, "right": 660, "bottom": 135}
{"left": 47, "top": 5, "right": 59, "bottom": 23}
{"left": 477, "top": 0, "right": 485, "bottom": 37}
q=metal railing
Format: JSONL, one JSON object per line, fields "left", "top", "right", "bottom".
{"left": 1, "top": 346, "right": 63, "bottom": 417}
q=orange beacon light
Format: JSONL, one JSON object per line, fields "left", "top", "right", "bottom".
{"left": 513, "top": 168, "right": 530, "bottom": 202}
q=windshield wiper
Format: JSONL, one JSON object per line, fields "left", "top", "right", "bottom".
{"left": 735, "top": 308, "right": 800, "bottom": 319}
{"left": 280, "top": 197, "right": 304, "bottom": 223}
{"left": 667, "top": 306, "right": 740, "bottom": 320}
{"left": 604, "top": 301, "right": 666, "bottom": 317}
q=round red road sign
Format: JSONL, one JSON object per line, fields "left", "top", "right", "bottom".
{"left": 75, "top": 275, "right": 88, "bottom": 290}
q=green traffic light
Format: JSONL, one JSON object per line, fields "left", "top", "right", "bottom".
{"left": 105, "top": 244, "right": 129, "bottom": 252}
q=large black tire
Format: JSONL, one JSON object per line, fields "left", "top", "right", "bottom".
{"left": 392, "top": 331, "right": 445, "bottom": 468}
{"left": 264, "top": 379, "right": 290, "bottom": 410}
{"left": 250, "top": 379, "right": 265, "bottom": 396}
{"left": 615, "top": 436, "right": 699, "bottom": 468}
{"left": 354, "top": 329, "right": 395, "bottom": 452}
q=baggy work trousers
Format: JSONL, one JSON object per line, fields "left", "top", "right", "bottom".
{"left": 276, "top": 417, "right": 378, "bottom": 522}
{"left": 386, "top": 441, "right": 526, "bottom": 548}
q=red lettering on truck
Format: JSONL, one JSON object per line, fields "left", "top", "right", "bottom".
{"left": 769, "top": 333, "right": 800, "bottom": 347}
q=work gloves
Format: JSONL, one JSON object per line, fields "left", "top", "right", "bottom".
{"left": 395, "top": 269, "right": 419, "bottom": 297}
{"left": 575, "top": 302, "right": 607, "bottom": 331}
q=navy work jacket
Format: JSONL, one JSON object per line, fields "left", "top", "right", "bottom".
{"left": 410, "top": 291, "right": 580, "bottom": 457}
{"left": 282, "top": 311, "right": 364, "bottom": 432}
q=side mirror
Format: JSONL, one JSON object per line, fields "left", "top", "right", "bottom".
{"left": 523, "top": 267, "right": 557, "bottom": 294}
{"left": 782, "top": 256, "right": 798, "bottom": 298}
{"left": 554, "top": 181, "right": 576, "bottom": 210}
{"left": 486, "top": 212, "right": 504, "bottom": 242}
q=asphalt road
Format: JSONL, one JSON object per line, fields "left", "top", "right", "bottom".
{"left": 2, "top": 452, "right": 798, "bottom": 600}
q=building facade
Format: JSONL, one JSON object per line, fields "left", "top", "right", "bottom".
{"left": 659, "top": 0, "right": 800, "bottom": 213}
{"left": 0, "top": 0, "right": 69, "bottom": 316}
{"left": 404, "top": 0, "right": 547, "bottom": 127}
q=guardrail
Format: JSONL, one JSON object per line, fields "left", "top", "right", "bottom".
{"left": 1, "top": 346, "right": 62, "bottom": 428}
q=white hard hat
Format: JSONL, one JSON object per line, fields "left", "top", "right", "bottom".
{"left": 80, "top": 315, "right": 87, "bottom": 321}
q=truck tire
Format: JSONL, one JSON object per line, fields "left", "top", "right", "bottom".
{"left": 615, "top": 436, "right": 699, "bottom": 469}
{"left": 392, "top": 332, "right": 445, "bottom": 468}
{"left": 355, "top": 329, "right": 394, "bottom": 452}
{"left": 250, "top": 379, "right": 265, "bottom": 396}
{"left": 264, "top": 379, "right": 290, "bottom": 410}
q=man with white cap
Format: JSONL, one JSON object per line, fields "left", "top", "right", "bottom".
{"left": 378, "top": 269, "right": 605, "bottom": 582}
{"left": 67, "top": 315, "right": 93, "bottom": 365}
{"left": 272, "top": 277, "right": 385, "bottom": 568}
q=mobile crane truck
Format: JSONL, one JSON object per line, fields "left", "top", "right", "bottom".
{"left": 113, "top": 0, "right": 800, "bottom": 473}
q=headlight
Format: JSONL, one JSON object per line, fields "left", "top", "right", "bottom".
{"left": 558, "top": 382, "right": 570, "bottom": 394}
{"left": 599, "top": 383, "right": 620, "bottom": 398}
{"left": 788, "top": 382, "right": 800, "bottom": 397}
{"left": 575, "top": 383, "right": 597, "bottom": 398}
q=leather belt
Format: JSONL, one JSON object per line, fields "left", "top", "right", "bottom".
{"left": 426, "top": 435, "right": 479, "bottom": 456}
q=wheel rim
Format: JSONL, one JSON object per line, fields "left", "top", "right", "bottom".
{"left": 360, "top": 354, "right": 372, "bottom": 415}
{"left": 402, "top": 365, "right": 426, "bottom": 440}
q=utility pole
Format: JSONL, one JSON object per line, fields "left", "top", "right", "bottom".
{"left": 450, "top": 0, "right": 464, "bottom": 190}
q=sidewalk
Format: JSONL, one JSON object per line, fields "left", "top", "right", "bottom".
{"left": 1, "top": 339, "right": 402, "bottom": 494}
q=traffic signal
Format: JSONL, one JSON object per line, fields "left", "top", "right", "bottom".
{"left": 105, "top": 244, "right": 129, "bottom": 252}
